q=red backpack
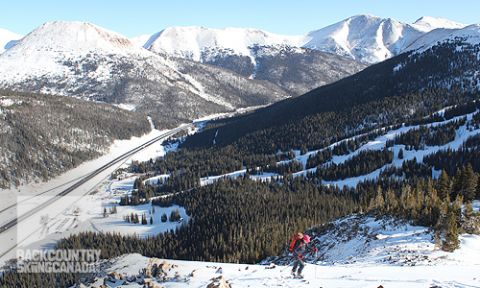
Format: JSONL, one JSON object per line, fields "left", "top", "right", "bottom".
{"left": 289, "top": 233, "right": 302, "bottom": 252}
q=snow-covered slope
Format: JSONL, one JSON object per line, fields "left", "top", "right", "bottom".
{"left": 0, "top": 28, "right": 22, "bottom": 53}
{"left": 269, "top": 214, "right": 480, "bottom": 266}
{"left": 145, "top": 26, "right": 305, "bottom": 61}
{"left": 407, "top": 24, "right": 480, "bottom": 52}
{"left": 69, "top": 213, "right": 480, "bottom": 288}
{"left": 80, "top": 252, "right": 479, "bottom": 288}
{"left": 412, "top": 16, "right": 466, "bottom": 32}
{"left": 303, "top": 14, "right": 467, "bottom": 63}
{"left": 130, "top": 33, "right": 151, "bottom": 47}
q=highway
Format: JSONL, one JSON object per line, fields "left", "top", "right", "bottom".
{"left": 0, "top": 124, "right": 192, "bottom": 259}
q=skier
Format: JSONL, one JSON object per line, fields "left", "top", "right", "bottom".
{"left": 288, "top": 232, "right": 317, "bottom": 278}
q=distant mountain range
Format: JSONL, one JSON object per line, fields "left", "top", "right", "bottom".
{"left": 0, "top": 21, "right": 365, "bottom": 128}
{"left": 0, "top": 14, "right": 476, "bottom": 129}
{"left": 138, "top": 15, "right": 466, "bottom": 64}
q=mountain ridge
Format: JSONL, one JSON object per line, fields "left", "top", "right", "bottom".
{"left": 138, "top": 14, "right": 468, "bottom": 64}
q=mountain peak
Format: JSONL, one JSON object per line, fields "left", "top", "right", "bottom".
{"left": 413, "top": 16, "right": 466, "bottom": 31}
{"left": 13, "top": 21, "right": 135, "bottom": 54}
{"left": 348, "top": 14, "right": 381, "bottom": 20}
{"left": 303, "top": 14, "right": 471, "bottom": 63}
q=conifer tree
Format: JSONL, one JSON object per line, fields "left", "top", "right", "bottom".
{"left": 398, "top": 148, "right": 404, "bottom": 160}
{"left": 462, "top": 164, "right": 477, "bottom": 202}
{"left": 437, "top": 170, "right": 451, "bottom": 201}
{"left": 443, "top": 205, "right": 460, "bottom": 252}
{"left": 451, "top": 168, "right": 464, "bottom": 200}
{"left": 385, "top": 188, "right": 398, "bottom": 213}
{"left": 464, "top": 202, "right": 474, "bottom": 219}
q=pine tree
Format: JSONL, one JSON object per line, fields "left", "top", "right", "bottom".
{"left": 398, "top": 148, "right": 404, "bottom": 160}
{"left": 161, "top": 213, "right": 167, "bottom": 222}
{"left": 464, "top": 202, "right": 474, "bottom": 219}
{"left": 443, "top": 206, "right": 460, "bottom": 252}
{"left": 451, "top": 168, "right": 464, "bottom": 200}
{"left": 103, "top": 207, "right": 108, "bottom": 218}
{"left": 453, "top": 195, "right": 464, "bottom": 226}
{"left": 462, "top": 164, "right": 477, "bottom": 202}
{"left": 150, "top": 216, "right": 153, "bottom": 225}
{"left": 437, "top": 170, "right": 451, "bottom": 201}
{"left": 385, "top": 188, "right": 398, "bottom": 213}
{"left": 373, "top": 186, "right": 385, "bottom": 212}
{"left": 169, "top": 209, "right": 181, "bottom": 222}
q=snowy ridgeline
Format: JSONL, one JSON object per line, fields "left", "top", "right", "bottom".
{"left": 143, "top": 15, "right": 468, "bottom": 64}
{"left": 76, "top": 214, "right": 480, "bottom": 288}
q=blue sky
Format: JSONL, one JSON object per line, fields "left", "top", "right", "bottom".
{"left": 2, "top": 0, "right": 478, "bottom": 37}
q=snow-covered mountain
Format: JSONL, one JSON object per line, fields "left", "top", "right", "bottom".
{"left": 303, "top": 14, "right": 467, "bottom": 63}
{"left": 407, "top": 23, "right": 480, "bottom": 52}
{"left": 0, "top": 21, "right": 290, "bottom": 127}
{"left": 143, "top": 26, "right": 365, "bottom": 94}
{"left": 0, "top": 15, "right": 475, "bottom": 128}
{"left": 0, "top": 28, "right": 22, "bottom": 53}
{"left": 144, "top": 26, "right": 305, "bottom": 62}
{"left": 0, "top": 21, "right": 364, "bottom": 122}
{"left": 138, "top": 15, "right": 468, "bottom": 65}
